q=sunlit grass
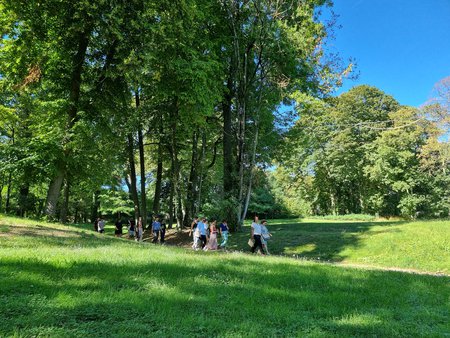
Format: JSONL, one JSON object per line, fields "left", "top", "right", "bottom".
{"left": 233, "top": 218, "right": 450, "bottom": 274}
{"left": 0, "top": 214, "right": 449, "bottom": 337}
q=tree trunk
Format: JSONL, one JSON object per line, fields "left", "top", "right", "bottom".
{"left": 152, "top": 141, "right": 163, "bottom": 215}
{"left": 45, "top": 171, "right": 64, "bottom": 218}
{"left": 18, "top": 183, "right": 29, "bottom": 217}
{"left": 127, "top": 133, "right": 140, "bottom": 221}
{"left": 196, "top": 131, "right": 206, "bottom": 214}
{"left": 236, "top": 48, "right": 251, "bottom": 229}
{"left": 136, "top": 91, "right": 147, "bottom": 227}
{"left": 222, "top": 75, "right": 239, "bottom": 229}
{"left": 185, "top": 129, "right": 199, "bottom": 226}
{"left": 91, "top": 190, "right": 100, "bottom": 221}
{"left": 240, "top": 120, "right": 259, "bottom": 223}
{"left": 5, "top": 171, "right": 12, "bottom": 213}
{"left": 169, "top": 100, "right": 182, "bottom": 231}
{"left": 223, "top": 76, "right": 235, "bottom": 199}
{"left": 60, "top": 177, "right": 70, "bottom": 223}
{"left": 0, "top": 174, "right": 4, "bottom": 212}
{"left": 168, "top": 180, "right": 174, "bottom": 229}
{"left": 45, "top": 28, "right": 91, "bottom": 218}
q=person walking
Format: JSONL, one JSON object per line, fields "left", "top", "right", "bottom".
{"left": 250, "top": 216, "right": 264, "bottom": 254}
{"left": 197, "top": 217, "right": 208, "bottom": 250}
{"left": 206, "top": 220, "right": 218, "bottom": 251}
{"left": 189, "top": 217, "right": 199, "bottom": 249}
{"left": 114, "top": 218, "right": 123, "bottom": 237}
{"left": 98, "top": 218, "right": 105, "bottom": 234}
{"left": 136, "top": 217, "right": 143, "bottom": 242}
{"left": 128, "top": 218, "right": 135, "bottom": 238}
{"left": 152, "top": 217, "right": 162, "bottom": 243}
{"left": 160, "top": 216, "right": 166, "bottom": 244}
{"left": 219, "top": 219, "right": 229, "bottom": 249}
{"left": 261, "top": 220, "right": 272, "bottom": 255}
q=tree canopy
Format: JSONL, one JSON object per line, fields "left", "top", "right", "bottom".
{"left": 1, "top": 0, "right": 448, "bottom": 225}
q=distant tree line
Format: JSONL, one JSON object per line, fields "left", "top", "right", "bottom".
{"left": 274, "top": 83, "right": 450, "bottom": 218}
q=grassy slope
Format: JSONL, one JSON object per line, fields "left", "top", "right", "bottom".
{"left": 229, "top": 219, "right": 450, "bottom": 274}
{"left": 0, "top": 215, "right": 449, "bottom": 337}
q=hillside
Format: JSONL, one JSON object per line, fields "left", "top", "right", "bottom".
{"left": 0, "top": 215, "right": 449, "bottom": 337}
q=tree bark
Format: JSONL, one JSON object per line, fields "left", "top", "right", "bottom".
{"left": 0, "top": 174, "right": 4, "bottom": 212}
{"left": 91, "top": 190, "right": 100, "bottom": 221}
{"left": 240, "top": 121, "right": 259, "bottom": 223}
{"left": 60, "top": 177, "right": 70, "bottom": 223}
{"left": 152, "top": 141, "right": 163, "bottom": 215}
{"left": 127, "top": 133, "right": 140, "bottom": 221}
{"left": 185, "top": 129, "right": 199, "bottom": 226}
{"left": 136, "top": 91, "right": 147, "bottom": 227}
{"left": 168, "top": 180, "right": 174, "bottom": 229}
{"left": 18, "top": 183, "right": 30, "bottom": 217}
{"left": 45, "top": 171, "right": 64, "bottom": 218}
{"left": 45, "top": 28, "right": 91, "bottom": 218}
{"left": 223, "top": 76, "right": 235, "bottom": 199}
{"left": 196, "top": 130, "right": 207, "bottom": 214}
{"left": 5, "top": 171, "right": 12, "bottom": 213}
{"left": 169, "top": 100, "right": 182, "bottom": 230}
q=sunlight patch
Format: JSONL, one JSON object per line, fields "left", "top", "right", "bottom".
{"left": 334, "top": 313, "right": 382, "bottom": 327}
{"left": 284, "top": 243, "right": 317, "bottom": 255}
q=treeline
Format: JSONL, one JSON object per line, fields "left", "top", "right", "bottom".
{"left": 0, "top": 0, "right": 345, "bottom": 228}
{"left": 274, "top": 84, "right": 450, "bottom": 218}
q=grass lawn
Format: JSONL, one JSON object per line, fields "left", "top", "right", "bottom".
{"left": 228, "top": 218, "right": 450, "bottom": 274}
{"left": 0, "top": 215, "right": 449, "bottom": 337}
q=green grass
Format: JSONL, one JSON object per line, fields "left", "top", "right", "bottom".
{"left": 230, "top": 218, "right": 450, "bottom": 274}
{"left": 0, "top": 214, "right": 449, "bottom": 337}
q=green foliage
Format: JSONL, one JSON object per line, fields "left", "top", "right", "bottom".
{"left": 307, "top": 214, "right": 377, "bottom": 222}
{"left": 277, "top": 85, "right": 450, "bottom": 218}
{"left": 98, "top": 189, "right": 134, "bottom": 217}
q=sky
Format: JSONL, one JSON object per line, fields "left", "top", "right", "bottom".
{"left": 323, "top": 0, "right": 450, "bottom": 107}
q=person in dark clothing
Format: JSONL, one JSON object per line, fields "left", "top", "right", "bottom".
{"left": 128, "top": 218, "right": 135, "bottom": 238}
{"left": 94, "top": 218, "right": 99, "bottom": 232}
{"left": 114, "top": 218, "right": 123, "bottom": 237}
{"left": 160, "top": 220, "right": 166, "bottom": 244}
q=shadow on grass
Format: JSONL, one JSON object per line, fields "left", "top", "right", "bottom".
{"left": 0, "top": 255, "right": 448, "bottom": 336}
{"left": 0, "top": 224, "right": 137, "bottom": 249}
{"left": 229, "top": 221, "right": 407, "bottom": 262}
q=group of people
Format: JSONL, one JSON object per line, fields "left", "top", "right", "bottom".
{"left": 250, "top": 216, "right": 272, "bottom": 255}
{"left": 189, "top": 217, "right": 230, "bottom": 251}
{"left": 94, "top": 214, "right": 272, "bottom": 254}
{"left": 188, "top": 215, "right": 272, "bottom": 255}
{"left": 93, "top": 215, "right": 166, "bottom": 244}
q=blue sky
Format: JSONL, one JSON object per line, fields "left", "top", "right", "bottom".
{"left": 323, "top": 0, "right": 450, "bottom": 107}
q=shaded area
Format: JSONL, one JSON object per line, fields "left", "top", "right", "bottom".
{"left": 227, "top": 221, "right": 405, "bottom": 261}
{"left": 0, "top": 255, "right": 448, "bottom": 337}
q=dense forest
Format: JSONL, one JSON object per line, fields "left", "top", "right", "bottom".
{"left": 1, "top": 0, "right": 449, "bottom": 228}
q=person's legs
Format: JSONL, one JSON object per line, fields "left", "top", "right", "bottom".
{"left": 193, "top": 235, "right": 199, "bottom": 249}
{"left": 153, "top": 230, "right": 160, "bottom": 243}
{"left": 160, "top": 229, "right": 165, "bottom": 243}
{"left": 200, "top": 235, "right": 207, "bottom": 249}
{"left": 252, "top": 235, "right": 263, "bottom": 254}
{"left": 262, "top": 239, "right": 269, "bottom": 255}
{"left": 251, "top": 236, "right": 258, "bottom": 253}
{"left": 220, "top": 231, "right": 228, "bottom": 247}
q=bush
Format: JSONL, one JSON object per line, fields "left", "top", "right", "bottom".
{"left": 308, "top": 214, "right": 377, "bottom": 221}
